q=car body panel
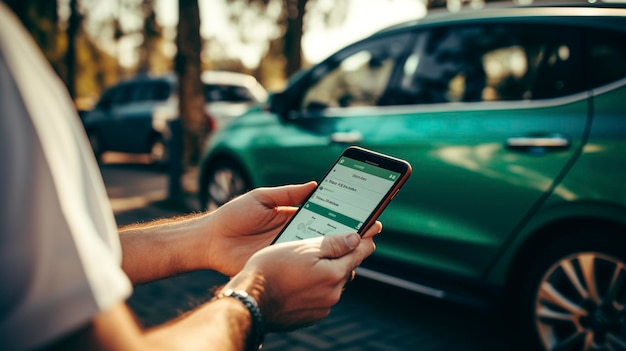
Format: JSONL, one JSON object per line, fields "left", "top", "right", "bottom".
{"left": 485, "top": 80, "right": 626, "bottom": 285}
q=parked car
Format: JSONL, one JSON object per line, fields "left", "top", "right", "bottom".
{"left": 198, "top": 4, "right": 626, "bottom": 350}
{"left": 82, "top": 71, "right": 267, "bottom": 164}
{"left": 152, "top": 70, "right": 268, "bottom": 133}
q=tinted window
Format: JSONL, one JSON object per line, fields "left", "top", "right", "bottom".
{"left": 150, "top": 80, "right": 171, "bottom": 101}
{"left": 204, "top": 84, "right": 254, "bottom": 103}
{"left": 587, "top": 28, "right": 626, "bottom": 89}
{"left": 113, "top": 83, "right": 136, "bottom": 105}
{"left": 96, "top": 87, "right": 116, "bottom": 109}
{"left": 395, "top": 23, "right": 584, "bottom": 104}
{"left": 300, "top": 32, "right": 412, "bottom": 109}
{"left": 133, "top": 82, "right": 153, "bottom": 102}
{"left": 132, "top": 80, "right": 171, "bottom": 102}
{"left": 96, "top": 83, "right": 134, "bottom": 108}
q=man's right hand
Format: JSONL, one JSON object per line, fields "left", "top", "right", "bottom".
{"left": 219, "top": 222, "right": 381, "bottom": 332}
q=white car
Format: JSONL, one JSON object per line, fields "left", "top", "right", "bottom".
{"left": 153, "top": 71, "right": 268, "bottom": 135}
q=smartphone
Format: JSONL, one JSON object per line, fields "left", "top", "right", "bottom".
{"left": 271, "top": 146, "right": 412, "bottom": 244}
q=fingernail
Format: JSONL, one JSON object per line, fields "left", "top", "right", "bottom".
{"left": 345, "top": 233, "right": 360, "bottom": 249}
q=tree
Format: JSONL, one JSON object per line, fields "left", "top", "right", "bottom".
{"left": 175, "top": 0, "right": 205, "bottom": 161}
{"left": 4, "top": 0, "right": 66, "bottom": 87}
{"left": 223, "top": 0, "right": 349, "bottom": 85}
{"left": 65, "top": 0, "right": 81, "bottom": 100}
{"left": 136, "top": 0, "right": 163, "bottom": 74}
{"left": 283, "top": 0, "right": 306, "bottom": 77}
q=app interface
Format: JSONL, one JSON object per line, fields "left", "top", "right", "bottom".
{"left": 274, "top": 156, "right": 401, "bottom": 244}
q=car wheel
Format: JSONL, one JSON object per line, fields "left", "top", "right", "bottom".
{"left": 87, "top": 130, "right": 102, "bottom": 163}
{"left": 149, "top": 135, "right": 169, "bottom": 167}
{"left": 202, "top": 160, "right": 249, "bottom": 211}
{"left": 517, "top": 229, "right": 626, "bottom": 351}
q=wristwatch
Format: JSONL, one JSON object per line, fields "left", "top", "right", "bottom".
{"left": 214, "top": 289, "right": 264, "bottom": 350}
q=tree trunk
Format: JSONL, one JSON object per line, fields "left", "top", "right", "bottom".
{"left": 170, "top": 0, "right": 203, "bottom": 202}
{"left": 283, "top": 0, "right": 306, "bottom": 77}
{"left": 65, "top": 0, "right": 80, "bottom": 100}
{"left": 175, "top": 0, "right": 205, "bottom": 166}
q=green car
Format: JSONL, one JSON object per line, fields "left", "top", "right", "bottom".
{"left": 199, "top": 4, "right": 626, "bottom": 350}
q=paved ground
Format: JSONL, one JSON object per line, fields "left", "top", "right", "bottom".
{"left": 102, "top": 160, "right": 514, "bottom": 351}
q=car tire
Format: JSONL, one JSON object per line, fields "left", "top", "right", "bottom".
{"left": 149, "top": 135, "right": 169, "bottom": 167}
{"left": 201, "top": 160, "right": 249, "bottom": 211}
{"left": 86, "top": 130, "right": 102, "bottom": 163}
{"left": 516, "top": 228, "right": 626, "bottom": 351}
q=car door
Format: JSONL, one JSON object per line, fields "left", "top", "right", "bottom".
{"left": 93, "top": 84, "right": 133, "bottom": 152}
{"left": 112, "top": 81, "right": 166, "bottom": 153}
{"left": 98, "top": 82, "right": 138, "bottom": 153}
{"left": 373, "top": 23, "right": 590, "bottom": 279}
{"left": 263, "top": 22, "right": 589, "bottom": 280}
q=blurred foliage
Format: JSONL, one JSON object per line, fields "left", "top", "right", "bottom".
{"left": 224, "top": 0, "right": 350, "bottom": 89}
{"left": 3, "top": 1, "right": 66, "bottom": 81}
{"left": 6, "top": 0, "right": 432, "bottom": 106}
{"left": 7, "top": 0, "right": 512, "bottom": 107}
{"left": 3, "top": 0, "right": 171, "bottom": 110}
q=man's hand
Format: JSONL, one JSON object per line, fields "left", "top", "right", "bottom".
{"left": 203, "top": 182, "right": 317, "bottom": 276}
{"left": 219, "top": 222, "right": 382, "bottom": 332}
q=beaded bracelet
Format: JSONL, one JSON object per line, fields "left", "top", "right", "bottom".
{"left": 214, "top": 289, "right": 264, "bottom": 350}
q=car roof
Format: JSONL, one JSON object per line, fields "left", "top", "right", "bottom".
{"left": 375, "top": 2, "right": 626, "bottom": 36}
{"left": 107, "top": 71, "right": 268, "bottom": 101}
{"left": 113, "top": 71, "right": 264, "bottom": 88}
{"left": 201, "top": 71, "right": 268, "bottom": 101}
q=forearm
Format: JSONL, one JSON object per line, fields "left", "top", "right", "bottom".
{"left": 119, "top": 212, "right": 212, "bottom": 284}
{"left": 45, "top": 297, "right": 256, "bottom": 351}
{"left": 145, "top": 297, "right": 253, "bottom": 351}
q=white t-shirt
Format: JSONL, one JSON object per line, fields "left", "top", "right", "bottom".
{"left": 0, "top": 4, "right": 132, "bottom": 350}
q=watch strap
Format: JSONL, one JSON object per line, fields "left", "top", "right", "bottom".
{"left": 213, "top": 289, "right": 264, "bottom": 350}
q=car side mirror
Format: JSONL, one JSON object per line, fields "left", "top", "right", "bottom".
{"left": 268, "top": 92, "right": 291, "bottom": 118}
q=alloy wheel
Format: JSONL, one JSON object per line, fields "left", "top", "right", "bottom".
{"left": 149, "top": 137, "right": 168, "bottom": 165}
{"left": 535, "top": 252, "right": 626, "bottom": 351}
{"left": 206, "top": 166, "right": 247, "bottom": 210}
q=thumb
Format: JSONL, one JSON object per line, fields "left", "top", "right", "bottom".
{"left": 256, "top": 181, "right": 317, "bottom": 207}
{"left": 319, "top": 233, "right": 360, "bottom": 259}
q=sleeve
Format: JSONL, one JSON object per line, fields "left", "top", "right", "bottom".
{"left": 0, "top": 4, "right": 132, "bottom": 351}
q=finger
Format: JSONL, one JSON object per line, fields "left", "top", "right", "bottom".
{"left": 255, "top": 182, "right": 317, "bottom": 208}
{"left": 360, "top": 221, "right": 382, "bottom": 239}
{"left": 323, "top": 236, "right": 376, "bottom": 274}
{"left": 351, "top": 237, "right": 376, "bottom": 265}
{"left": 342, "top": 270, "right": 356, "bottom": 291}
{"left": 318, "top": 233, "right": 360, "bottom": 259}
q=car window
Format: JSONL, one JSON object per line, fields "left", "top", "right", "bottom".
{"left": 150, "top": 80, "right": 172, "bottom": 101}
{"left": 204, "top": 84, "right": 255, "bottom": 103}
{"left": 396, "top": 23, "right": 584, "bottom": 104}
{"left": 586, "top": 28, "right": 626, "bottom": 89}
{"left": 131, "top": 80, "right": 171, "bottom": 102}
{"left": 300, "top": 32, "right": 412, "bottom": 109}
{"left": 96, "top": 87, "right": 116, "bottom": 109}
{"left": 133, "top": 82, "right": 153, "bottom": 102}
{"left": 113, "top": 83, "right": 136, "bottom": 105}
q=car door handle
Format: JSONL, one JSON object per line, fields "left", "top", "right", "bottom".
{"left": 330, "top": 131, "right": 363, "bottom": 143}
{"left": 506, "top": 134, "right": 570, "bottom": 153}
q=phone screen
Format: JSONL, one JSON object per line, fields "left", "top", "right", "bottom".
{"left": 273, "top": 152, "right": 406, "bottom": 244}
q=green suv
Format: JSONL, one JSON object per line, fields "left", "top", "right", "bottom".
{"left": 199, "top": 5, "right": 626, "bottom": 350}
